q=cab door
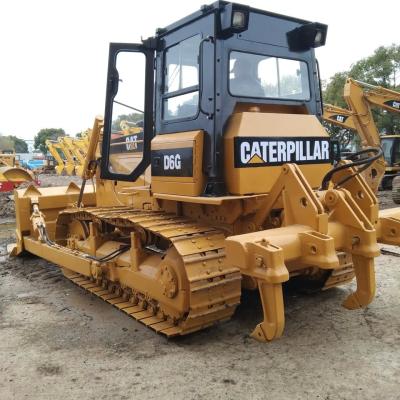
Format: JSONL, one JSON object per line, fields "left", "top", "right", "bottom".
{"left": 101, "top": 43, "right": 155, "bottom": 181}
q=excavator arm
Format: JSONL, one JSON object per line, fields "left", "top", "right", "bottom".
{"left": 323, "top": 103, "right": 358, "bottom": 131}
{"left": 343, "top": 78, "right": 382, "bottom": 148}
{"left": 343, "top": 78, "right": 386, "bottom": 192}
{"left": 60, "top": 137, "right": 86, "bottom": 176}
{"left": 356, "top": 80, "right": 400, "bottom": 114}
{"left": 57, "top": 138, "right": 77, "bottom": 175}
{"left": 46, "top": 140, "right": 66, "bottom": 175}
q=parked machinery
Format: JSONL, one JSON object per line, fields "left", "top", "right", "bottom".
{"left": 323, "top": 101, "right": 400, "bottom": 190}
{"left": 46, "top": 132, "right": 92, "bottom": 176}
{"left": 0, "top": 150, "right": 33, "bottom": 192}
{"left": 343, "top": 78, "right": 400, "bottom": 190}
{"left": 59, "top": 137, "right": 86, "bottom": 176}
{"left": 46, "top": 140, "right": 67, "bottom": 175}
{"left": 9, "top": 2, "right": 400, "bottom": 342}
{"left": 46, "top": 137, "right": 82, "bottom": 176}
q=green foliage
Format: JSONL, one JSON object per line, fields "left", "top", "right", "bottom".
{"left": 323, "top": 72, "right": 348, "bottom": 108}
{"left": 323, "top": 44, "right": 400, "bottom": 145}
{"left": 0, "top": 134, "right": 28, "bottom": 152}
{"left": 8, "top": 135, "right": 28, "bottom": 153}
{"left": 323, "top": 44, "right": 400, "bottom": 141}
{"left": 0, "top": 134, "right": 14, "bottom": 151}
{"left": 74, "top": 129, "right": 89, "bottom": 138}
{"left": 350, "top": 45, "right": 400, "bottom": 135}
{"left": 349, "top": 45, "right": 400, "bottom": 86}
{"left": 111, "top": 113, "right": 143, "bottom": 132}
{"left": 34, "top": 128, "right": 65, "bottom": 155}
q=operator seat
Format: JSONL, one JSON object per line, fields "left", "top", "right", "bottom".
{"left": 230, "top": 57, "right": 265, "bottom": 97}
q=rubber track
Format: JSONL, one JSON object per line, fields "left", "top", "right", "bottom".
{"left": 58, "top": 207, "right": 242, "bottom": 337}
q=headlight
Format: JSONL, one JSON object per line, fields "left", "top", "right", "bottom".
{"left": 219, "top": 4, "right": 249, "bottom": 37}
{"left": 287, "top": 22, "right": 328, "bottom": 51}
{"left": 232, "top": 11, "right": 246, "bottom": 29}
{"left": 314, "top": 31, "right": 323, "bottom": 47}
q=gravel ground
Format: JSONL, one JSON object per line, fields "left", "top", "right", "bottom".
{"left": 0, "top": 180, "right": 399, "bottom": 399}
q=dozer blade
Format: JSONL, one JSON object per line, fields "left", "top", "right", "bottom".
{"left": 0, "top": 166, "right": 33, "bottom": 183}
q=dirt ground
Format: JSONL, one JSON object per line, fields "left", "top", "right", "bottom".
{"left": 0, "top": 177, "right": 399, "bottom": 399}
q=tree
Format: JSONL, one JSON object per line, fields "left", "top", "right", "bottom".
{"left": 0, "top": 133, "right": 28, "bottom": 153}
{"left": 111, "top": 112, "right": 143, "bottom": 132}
{"left": 323, "top": 72, "right": 348, "bottom": 108}
{"left": 75, "top": 129, "right": 91, "bottom": 138}
{"left": 0, "top": 134, "right": 14, "bottom": 151}
{"left": 34, "top": 128, "right": 65, "bottom": 155}
{"left": 0, "top": 134, "right": 29, "bottom": 153}
{"left": 323, "top": 44, "right": 400, "bottom": 144}
{"left": 8, "top": 135, "right": 28, "bottom": 153}
{"left": 349, "top": 45, "right": 400, "bottom": 87}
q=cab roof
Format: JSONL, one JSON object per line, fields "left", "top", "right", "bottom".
{"left": 155, "top": 1, "right": 311, "bottom": 37}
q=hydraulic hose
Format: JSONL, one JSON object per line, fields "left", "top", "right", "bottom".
{"left": 37, "top": 223, "right": 130, "bottom": 262}
{"left": 321, "top": 147, "right": 383, "bottom": 190}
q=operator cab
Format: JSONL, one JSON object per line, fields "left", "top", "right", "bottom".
{"left": 380, "top": 135, "right": 400, "bottom": 189}
{"left": 101, "top": 1, "right": 329, "bottom": 196}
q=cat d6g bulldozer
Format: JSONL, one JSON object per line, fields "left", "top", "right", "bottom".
{"left": 10, "top": 2, "right": 400, "bottom": 342}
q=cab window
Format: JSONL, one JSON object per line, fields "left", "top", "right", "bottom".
{"left": 163, "top": 35, "right": 201, "bottom": 121}
{"left": 229, "top": 51, "right": 310, "bottom": 100}
{"left": 382, "top": 138, "right": 394, "bottom": 164}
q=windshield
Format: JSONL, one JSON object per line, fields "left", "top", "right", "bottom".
{"left": 382, "top": 138, "right": 394, "bottom": 164}
{"left": 229, "top": 51, "right": 310, "bottom": 100}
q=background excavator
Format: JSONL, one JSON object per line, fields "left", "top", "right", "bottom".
{"left": 45, "top": 125, "right": 144, "bottom": 177}
{"left": 45, "top": 137, "right": 82, "bottom": 176}
{"left": 9, "top": 2, "right": 400, "bottom": 342}
{"left": 46, "top": 140, "right": 67, "bottom": 175}
{"left": 59, "top": 136, "right": 87, "bottom": 176}
{"left": 323, "top": 78, "right": 400, "bottom": 191}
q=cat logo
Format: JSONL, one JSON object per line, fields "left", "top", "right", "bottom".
{"left": 125, "top": 135, "right": 138, "bottom": 151}
{"left": 385, "top": 100, "right": 400, "bottom": 110}
{"left": 234, "top": 137, "right": 331, "bottom": 168}
{"left": 331, "top": 114, "right": 348, "bottom": 124}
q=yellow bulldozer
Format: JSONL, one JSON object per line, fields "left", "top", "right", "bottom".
{"left": 9, "top": 2, "right": 400, "bottom": 342}
{"left": 0, "top": 149, "right": 33, "bottom": 192}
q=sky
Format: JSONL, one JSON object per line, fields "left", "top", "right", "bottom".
{"left": 0, "top": 0, "right": 398, "bottom": 140}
